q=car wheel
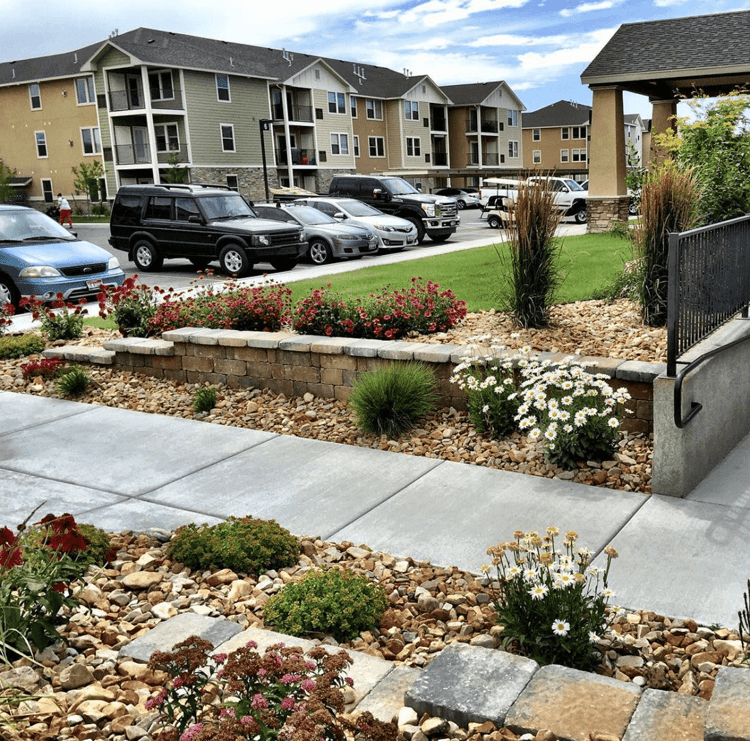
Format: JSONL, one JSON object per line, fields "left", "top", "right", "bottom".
{"left": 269, "top": 257, "right": 299, "bottom": 272}
{"left": 189, "top": 257, "right": 212, "bottom": 269}
{"left": 457, "top": 199, "right": 466, "bottom": 210}
{"left": 628, "top": 201, "right": 638, "bottom": 216}
{"left": 487, "top": 215, "right": 502, "bottom": 229}
{"left": 405, "top": 217, "right": 426, "bottom": 244}
{"left": 0, "top": 274, "right": 19, "bottom": 308}
{"left": 574, "top": 208, "right": 587, "bottom": 224}
{"left": 132, "top": 240, "right": 163, "bottom": 272}
{"left": 219, "top": 244, "right": 251, "bottom": 277}
{"left": 308, "top": 239, "right": 334, "bottom": 265}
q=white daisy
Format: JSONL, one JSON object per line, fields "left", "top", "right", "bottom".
{"left": 552, "top": 620, "right": 570, "bottom": 636}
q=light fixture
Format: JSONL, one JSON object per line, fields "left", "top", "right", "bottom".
{"left": 68, "top": 140, "right": 73, "bottom": 147}
{"left": 62, "top": 90, "right": 67, "bottom": 97}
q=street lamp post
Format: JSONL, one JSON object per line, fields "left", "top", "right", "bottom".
{"left": 259, "top": 119, "right": 274, "bottom": 202}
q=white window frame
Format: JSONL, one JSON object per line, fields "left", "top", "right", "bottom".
{"left": 75, "top": 76, "right": 95, "bottom": 105}
{"left": 29, "top": 83, "right": 41, "bottom": 110}
{"left": 216, "top": 74, "right": 231, "bottom": 103}
{"left": 572, "top": 148, "right": 587, "bottom": 162}
{"left": 220, "top": 123, "right": 235, "bottom": 152}
{"left": 154, "top": 123, "right": 180, "bottom": 152}
{"left": 350, "top": 96, "right": 357, "bottom": 118}
{"left": 560, "top": 149, "right": 570, "bottom": 163}
{"left": 353, "top": 135, "right": 360, "bottom": 157}
{"left": 226, "top": 174, "right": 239, "bottom": 191}
{"left": 404, "top": 100, "right": 419, "bottom": 121}
{"left": 366, "top": 99, "right": 382, "bottom": 120}
{"left": 330, "top": 132, "right": 349, "bottom": 155}
{"left": 80, "top": 126, "right": 101, "bottom": 155}
{"left": 532, "top": 128, "right": 541, "bottom": 142}
{"left": 561, "top": 127, "right": 570, "bottom": 140}
{"left": 532, "top": 150, "right": 541, "bottom": 164}
{"left": 368, "top": 136, "right": 385, "bottom": 158}
{"left": 148, "top": 70, "right": 174, "bottom": 102}
{"left": 508, "top": 140, "right": 519, "bottom": 159}
{"left": 507, "top": 109, "right": 518, "bottom": 127}
{"left": 328, "top": 91, "right": 345, "bottom": 114}
{"left": 35, "top": 130, "right": 48, "bottom": 158}
{"left": 41, "top": 178, "right": 54, "bottom": 203}
{"left": 406, "top": 136, "right": 421, "bottom": 157}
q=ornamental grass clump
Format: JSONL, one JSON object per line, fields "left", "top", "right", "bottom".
{"left": 192, "top": 385, "right": 218, "bottom": 414}
{"left": 54, "top": 365, "right": 90, "bottom": 397}
{"left": 484, "top": 527, "right": 620, "bottom": 671}
{"left": 349, "top": 362, "right": 436, "bottom": 438}
{"left": 498, "top": 179, "right": 563, "bottom": 328}
{"left": 167, "top": 517, "right": 299, "bottom": 576}
{"left": 515, "top": 351, "right": 631, "bottom": 469}
{"left": 263, "top": 568, "right": 388, "bottom": 642}
{"left": 450, "top": 335, "right": 519, "bottom": 439}
{"left": 146, "top": 636, "right": 397, "bottom": 741}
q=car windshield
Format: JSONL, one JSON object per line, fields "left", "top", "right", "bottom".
{"left": 382, "top": 178, "right": 420, "bottom": 195}
{"left": 565, "top": 180, "right": 584, "bottom": 192}
{"left": 337, "top": 200, "right": 381, "bottom": 217}
{"left": 199, "top": 194, "right": 256, "bottom": 220}
{"left": 0, "top": 209, "right": 74, "bottom": 243}
{"left": 287, "top": 206, "right": 336, "bottom": 225}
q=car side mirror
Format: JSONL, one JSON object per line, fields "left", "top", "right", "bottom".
{"left": 373, "top": 189, "right": 391, "bottom": 202}
{"left": 188, "top": 215, "right": 202, "bottom": 223}
{"left": 334, "top": 212, "right": 346, "bottom": 220}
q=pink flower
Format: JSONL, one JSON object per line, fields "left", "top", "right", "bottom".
{"left": 251, "top": 693, "right": 269, "bottom": 709}
{"left": 301, "top": 679, "right": 316, "bottom": 692}
{"left": 281, "top": 696, "right": 295, "bottom": 710}
{"left": 213, "top": 653, "right": 228, "bottom": 664}
{"left": 180, "top": 724, "right": 204, "bottom": 741}
{"left": 246, "top": 640, "right": 258, "bottom": 649}
{"left": 345, "top": 677, "right": 354, "bottom": 687}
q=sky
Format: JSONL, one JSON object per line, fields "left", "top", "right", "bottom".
{"left": 3, "top": 0, "right": 750, "bottom": 119}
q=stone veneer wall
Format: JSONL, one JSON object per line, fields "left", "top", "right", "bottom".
{"left": 587, "top": 195, "right": 631, "bottom": 233}
{"left": 45, "top": 328, "right": 665, "bottom": 435}
{"left": 190, "top": 167, "right": 279, "bottom": 203}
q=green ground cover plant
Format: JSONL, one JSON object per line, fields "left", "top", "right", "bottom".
{"left": 54, "top": 365, "right": 90, "bottom": 397}
{"left": 167, "top": 517, "right": 299, "bottom": 575}
{"left": 0, "top": 334, "right": 46, "bottom": 360}
{"left": 192, "top": 386, "right": 218, "bottom": 413}
{"left": 288, "top": 233, "right": 631, "bottom": 312}
{"left": 263, "top": 568, "right": 388, "bottom": 641}
{"left": 349, "top": 362, "right": 436, "bottom": 438}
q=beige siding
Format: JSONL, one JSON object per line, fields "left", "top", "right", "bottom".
{"left": 385, "top": 100, "right": 402, "bottom": 170}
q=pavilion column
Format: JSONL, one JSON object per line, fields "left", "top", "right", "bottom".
{"left": 587, "top": 85, "right": 629, "bottom": 232}
{"left": 650, "top": 98, "right": 678, "bottom": 164}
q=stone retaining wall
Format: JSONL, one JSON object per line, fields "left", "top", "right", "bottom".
{"left": 45, "top": 328, "right": 665, "bottom": 434}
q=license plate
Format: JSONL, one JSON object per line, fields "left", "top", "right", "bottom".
{"left": 86, "top": 279, "right": 102, "bottom": 291}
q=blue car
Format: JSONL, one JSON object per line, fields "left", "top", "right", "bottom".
{"left": 0, "top": 205, "right": 125, "bottom": 307}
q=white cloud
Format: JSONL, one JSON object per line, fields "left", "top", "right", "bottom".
{"left": 560, "top": 0, "right": 623, "bottom": 16}
{"left": 516, "top": 28, "right": 616, "bottom": 70}
{"left": 652, "top": 0, "right": 690, "bottom": 5}
{"left": 468, "top": 32, "right": 574, "bottom": 47}
{"left": 368, "top": 0, "right": 529, "bottom": 28}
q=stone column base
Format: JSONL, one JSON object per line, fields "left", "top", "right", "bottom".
{"left": 586, "top": 195, "right": 630, "bottom": 233}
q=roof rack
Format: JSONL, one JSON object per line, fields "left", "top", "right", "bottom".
{"left": 151, "top": 183, "right": 233, "bottom": 191}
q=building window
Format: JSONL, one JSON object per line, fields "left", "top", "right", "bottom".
{"left": 155, "top": 123, "right": 179, "bottom": 152}
{"left": 366, "top": 99, "right": 382, "bottom": 120}
{"left": 353, "top": 135, "right": 360, "bottom": 157}
{"left": 29, "top": 83, "right": 41, "bottom": 110}
{"left": 561, "top": 127, "right": 570, "bottom": 140}
{"left": 216, "top": 74, "right": 230, "bottom": 102}
{"left": 328, "top": 92, "right": 345, "bottom": 114}
{"left": 560, "top": 149, "right": 569, "bottom": 163}
{"left": 406, "top": 137, "right": 421, "bottom": 157}
{"left": 508, "top": 140, "right": 519, "bottom": 159}
{"left": 404, "top": 100, "right": 419, "bottom": 120}
{"left": 507, "top": 109, "right": 518, "bottom": 127}
{"left": 572, "top": 126, "right": 586, "bottom": 139}
{"left": 533, "top": 150, "right": 541, "bottom": 164}
{"left": 350, "top": 96, "right": 357, "bottom": 118}
{"left": 532, "top": 128, "right": 541, "bottom": 141}
{"left": 220, "top": 124, "right": 235, "bottom": 152}
{"left": 81, "top": 127, "right": 101, "bottom": 155}
{"left": 35, "top": 131, "right": 47, "bottom": 158}
{"left": 41, "top": 178, "right": 54, "bottom": 203}
{"left": 572, "top": 148, "right": 587, "bottom": 162}
{"left": 330, "top": 133, "right": 349, "bottom": 155}
{"left": 226, "top": 175, "right": 239, "bottom": 191}
{"left": 149, "top": 70, "right": 174, "bottom": 101}
{"left": 75, "top": 77, "right": 95, "bottom": 105}
{"left": 368, "top": 136, "right": 385, "bottom": 157}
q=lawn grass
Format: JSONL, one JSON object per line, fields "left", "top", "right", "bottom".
{"left": 287, "top": 232, "right": 632, "bottom": 312}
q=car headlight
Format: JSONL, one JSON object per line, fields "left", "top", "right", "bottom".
{"left": 19, "top": 265, "right": 62, "bottom": 278}
{"left": 108, "top": 256, "right": 120, "bottom": 270}
{"left": 299, "top": 232, "right": 306, "bottom": 242}
{"left": 335, "top": 234, "right": 357, "bottom": 241}
{"left": 375, "top": 224, "right": 394, "bottom": 232}
{"left": 254, "top": 235, "right": 271, "bottom": 246}
{"left": 421, "top": 203, "right": 436, "bottom": 217}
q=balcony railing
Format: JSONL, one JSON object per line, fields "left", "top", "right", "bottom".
{"left": 108, "top": 86, "right": 184, "bottom": 112}
{"left": 432, "top": 152, "right": 448, "bottom": 166}
{"left": 115, "top": 144, "right": 151, "bottom": 165}
{"left": 465, "top": 119, "right": 478, "bottom": 133}
{"left": 430, "top": 116, "right": 447, "bottom": 132}
{"left": 275, "top": 148, "right": 316, "bottom": 166}
{"left": 467, "top": 153, "right": 479, "bottom": 166}
{"left": 481, "top": 120, "right": 500, "bottom": 133}
{"left": 272, "top": 104, "right": 314, "bottom": 123}
{"left": 157, "top": 146, "right": 188, "bottom": 164}
{"left": 483, "top": 153, "right": 499, "bottom": 166}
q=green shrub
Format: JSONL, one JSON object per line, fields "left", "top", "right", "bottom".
{"left": 76, "top": 524, "right": 115, "bottom": 568}
{"left": 264, "top": 568, "right": 388, "bottom": 641}
{"left": 19, "top": 295, "right": 86, "bottom": 341}
{"left": 350, "top": 362, "right": 436, "bottom": 438}
{"left": 167, "top": 516, "right": 299, "bottom": 575}
{"left": 0, "top": 334, "right": 45, "bottom": 359}
{"left": 54, "top": 366, "right": 90, "bottom": 397}
{"left": 192, "top": 386, "right": 217, "bottom": 413}
{"left": 591, "top": 260, "right": 641, "bottom": 303}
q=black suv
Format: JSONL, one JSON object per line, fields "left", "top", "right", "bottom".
{"left": 109, "top": 184, "right": 306, "bottom": 276}
{"left": 327, "top": 175, "right": 459, "bottom": 243}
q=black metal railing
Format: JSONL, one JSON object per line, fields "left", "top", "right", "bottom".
{"left": 115, "top": 144, "right": 151, "bottom": 165}
{"left": 667, "top": 214, "right": 750, "bottom": 426}
{"left": 430, "top": 116, "right": 447, "bottom": 131}
{"left": 481, "top": 120, "right": 499, "bottom": 133}
{"left": 483, "top": 153, "right": 499, "bottom": 166}
{"left": 432, "top": 152, "right": 448, "bottom": 166}
{"left": 271, "top": 104, "right": 314, "bottom": 122}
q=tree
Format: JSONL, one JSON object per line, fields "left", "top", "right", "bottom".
{"left": 72, "top": 160, "right": 104, "bottom": 211}
{"left": 655, "top": 92, "right": 750, "bottom": 225}
{"left": 161, "top": 152, "right": 189, "bottom": 184}
{"left": 0, "top": 162, "right": 15, "bottom": 203}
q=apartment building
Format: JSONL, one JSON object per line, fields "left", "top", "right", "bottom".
{"left": 0, "top": 28, "right": 525, "bottom": 206}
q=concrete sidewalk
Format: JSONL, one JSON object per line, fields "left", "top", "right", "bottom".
{"left": 1, "top": 390, "right": 747, "bottom": 629}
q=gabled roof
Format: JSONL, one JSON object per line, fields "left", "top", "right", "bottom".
{"left": 0, "top": 41, "right": 102, "bottom": 86}
{"left": 581, "top": 9, "right": 750, "bottom": 96}
{"left": 440, "top": 80, "right": 525, "bottom": 110}
{"left": 522, "top": 100, "right": 591, "bottom": 128}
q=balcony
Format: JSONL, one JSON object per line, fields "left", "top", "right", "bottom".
{"left": 481, "top": 120, "right": 501, "bottom": 133}
{"left": 271, "top": 103, "right": 314, "bottom": 123}
{"left": 465, "top": 118, "right": 478, "bottom": 133}
{"left": 432, "top": 152, "right": 448, "bottom": 167}
{"left": 275, "top": 148, "right": 317, "bottom": 166}
{"left": 157, "top": 146, "right": 189, "bottom": 164}
{"left": 430, "top": 115, "right": 447, "bottom": 132}
{"left": 107, "top": 80, "right": 184, "bottom": 112}
{"left": 115, "top": 144, "right": 151, "bottom": 166}
{"left": 483, "top": 153, "right": 499, "bottom": 166}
